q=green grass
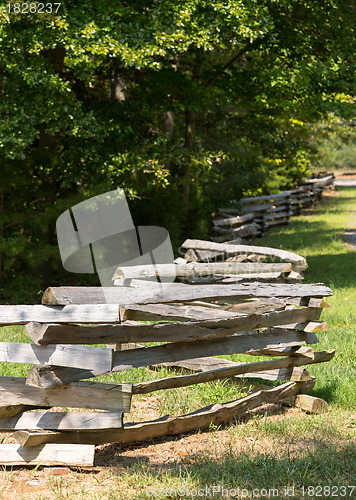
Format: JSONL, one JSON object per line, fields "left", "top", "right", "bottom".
{"left": 256, "top": 187, "right": 356, "bottom": 409}
{"left": 0, "top": 188, "right": 355, "bottom": 413}
{"left": 0, "top": 187, "right": 355, "bottom": 499}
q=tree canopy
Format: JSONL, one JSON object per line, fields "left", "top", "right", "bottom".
{"left": 0, "top": 0, "right": 355, "bottom": 301}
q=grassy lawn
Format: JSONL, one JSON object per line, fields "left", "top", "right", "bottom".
{"left": 0, "top": 188, "right": 355, "bottom": 499}
{"left": 257, "top": 187, "right": 356, "bottom": 410}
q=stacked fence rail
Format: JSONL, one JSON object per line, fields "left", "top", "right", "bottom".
{"left": 212, "top": 173, "right": 335, "bottom": 242}
{"left": 0, "top": 238, "right": 334, "bottom": 466}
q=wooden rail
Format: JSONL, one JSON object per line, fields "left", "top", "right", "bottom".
{"left": 0, "top": 238, "right": 334, "bottom": 466}
{"left": 211, "top": 173, "right": 334, "bottom": 243}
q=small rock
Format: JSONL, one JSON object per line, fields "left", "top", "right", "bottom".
{"left": 47, "top": 467, "right": 71, "bottom": 476}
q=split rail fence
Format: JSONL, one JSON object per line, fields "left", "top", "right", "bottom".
{"left": 212, "top": 173, "right": 335, "bottom": 243}
{"left": 0, "top": 239, "right": 334, "bottom": 466}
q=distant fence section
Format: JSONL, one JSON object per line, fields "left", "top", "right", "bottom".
{"left": 212, "top": 173, "right": 335, "bottom": 243}
{"left": 0, "top": 236, "right": 335, "bottom": 466}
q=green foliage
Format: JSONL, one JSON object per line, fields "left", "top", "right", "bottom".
{"left": 0, "top": 0, "right": 355, "bottom": 300}
{"left": 316, "top": 114, "right": 356, "bottom": 171}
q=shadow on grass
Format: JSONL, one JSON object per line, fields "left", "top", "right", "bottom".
{"left": 97, "top": 433, "right": 356, "bottom": 492}
{"left": 169, "top": 443, "right": 355, "bottom": 490}
{"left": 260, "top": 220, "right": 347, "bottom": 253}
{"left": 258, "top": 189, "right": 356, "bottom": 255}
{"left": 311, "top": 380, "right": 339, "bottom": 403}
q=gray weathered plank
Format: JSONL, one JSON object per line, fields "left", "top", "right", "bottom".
{"left": 13, "top": 430, "right": 61, "bottom": 447}
{"left": 26, "top": 307, "right": 322, "bottom": 345}
{"left": 41, "top": 282, "right": 331, "bottom": 306}
{"left": 0, "top": 411, "right": 123, "bottom": 431}
{"left": 0, "top": 343, "right": 113, "bottom": 371}
{"left": 0, "top": 403, "right": 50, "bottom": 418}
{"left": 294, "top": 394, "right": 328, "bottom": 414}
{"left": 213, "top": 223, "right": 258, "bottom": 235}
{"left": 262, "top": 211, "right": 293, "bottom": 221}
{"left": 284, "top": 297, "right": 329, "bottom": 308}
{"left": 241, "top": 202, "right": 274, "bottom": 213}
{"left": 0, "top": 304, "right": 120, "bottom": 325}
{"left": 211, "top": 234, "right": 246, "bottom": 243}
{"left": 9, "top": 380, "right": 315, "bottom": 446}
{"left": 218, "top": 273, "right": 301, "bottom": 283}
{"left": 250, "top": 345, "right": 315, "bottom": 357}
{"left": 213, "top": 213, "right": 255, "bottom": 227}
{"left": 122, "top": 303, "right": 244, "bottom": 322}
{"left": 112, "top": 262, "right": 294, "bottom": 280}
{"left": 0, "top": 377, "right": 132, "bottom": 411}
{"left": 152, "top": 345, "right": 314, "bottom": 372}
{"left": 240, "top": 192, "right": 291, "bottom": 204}
{"left": 302, "top": 174, "right": 334, "bottom": 185}
{"left": 26, "top": 329, "right": 319, "bottom": 388}
{"left": 218, "top": 299, "right": 286, "bottom": 315}
{"left": 181, "top": 239, "right": 307, "bottom": 268}
{"left": 281, "top": 321, "right": 327, "bottom": 332}
{"left": 110, "top": 329, "right": 319, "bottom": 370}
{"left": 0, "top": 444, "right": 95, "bottom": 466}
{"left": 184, "top": 249, "right": 225, "bottom": 262}
{"left": 154, "top": 359, "right": 311, "bottom": 382}
{"left": 26, "top": 366, "right": 104, "bottom": 389}
{"left": 132, "top": 350, "right": 334, "bottom": 394}
{"left": 213, "top": 222, "right": 260, "bottom": 238}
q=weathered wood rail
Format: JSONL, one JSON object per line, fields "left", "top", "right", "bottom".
{"left": 0, "top": 239, "right": 334, "bottom": 466}
{"left": 211, "top": 173, "right": 335, "bottom": 243}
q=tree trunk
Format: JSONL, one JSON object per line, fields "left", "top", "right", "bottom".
{"left": 43, "top": 47, "right": 65, "bottom": 76}
{"left": 39, "top": 48, "right": 66, "bottom": 152}
{"left": 181, "top": 63, "right": 201, "bottom": 212}
{"left": 181, "top": 109, "right": 196, "bottom": 211}
{"left": 184, "top": 109, "right": 196, "bottom": 149}
{"left": 163, "top": 111, "right": 174, "bottom": 140}
{"left": 110, "top": 67, "right": 126, "bottom": 102}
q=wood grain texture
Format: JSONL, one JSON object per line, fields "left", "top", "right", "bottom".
{"left": 13, "top": 430, "right": 61, "bottom": 447}
{"left": 41, "top": 282, "right": 332, "bottom": 306}
{"left": 25, "top": 366, "right": 104, "bottom": 389}
{"left": 241, "top": 192, "right": 291, "bottom": 204}
{"left": 132, "top": 350, "right": 334, "bottom": 394}
{"left": 26, "top": 307, "right": 323, "bottom": 345}
{"left": 215, "top": 273, "right": 302, "bottom": 284}
{"left": 0, "top": 411, "right": 123, "bottom": 431}
{"left": 0, "top": 304, "right": 120, "bottom": 325}
{"left": 0, "top": 444, "right": 95, "bottom": 466}
{"left": 180, "top": 239, "right": 307, "bottom": 268}
{"left": 213, "top": 222, "right": 260, "bottom": 238}
{"left": 112, "top": 262, "right": 293, "bottom": 280}
{"left": 0, "top": 403, "right": 50, "bottom": 418}
{"left": 295, "top": 394, "right": 328, "bottom": 414}
{"left": 26, "top": 329, "right": 319, "bottom": 388}
{"left": 121, "top": 303, "right": 241, "bottom": 322}
{"left": 9, "top": 380, "right": 315, "bottom": 446}
{"left": 0, "top": 343, "right": 113, "bottom": 370}
{"left": 152, "top": 345, "right": 316, "bottom": 371}
{"left": 211, "top": 234, "right": 245, "bottom": 243}
{"left": 0, "top": 377, "right": 132, "bottom": 411}
{"left": 184, "top": 249, "right": 225, "bottom": 262}
{"left": 108, "top": 329, "right": 320, "bottom": 369}
{"left": 8, "top": 380, "right": 316, "bottom": 447}
{"left": 213, "top": 213, "right": 255, "bottom": 227}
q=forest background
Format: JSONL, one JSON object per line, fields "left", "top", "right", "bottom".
{"left": 0, "top": 0, "right": 355, "bottom": 303}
